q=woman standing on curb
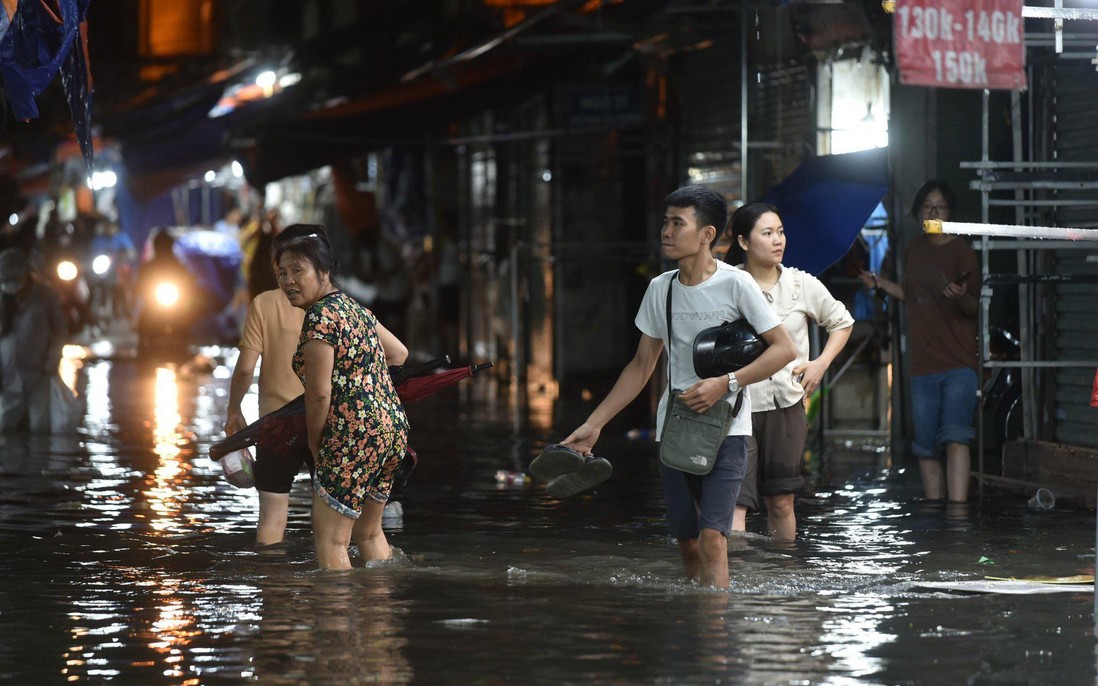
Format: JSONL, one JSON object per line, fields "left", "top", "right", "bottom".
{"left": 273, "top": 224, "right": 410, "bottom": 569}
{"left": 726, "top": 202, "right": 854, "bottom": 540}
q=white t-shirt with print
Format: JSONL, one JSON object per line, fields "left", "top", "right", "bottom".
{"left": 635, "top": 262, "right": 782, "bottom": 437}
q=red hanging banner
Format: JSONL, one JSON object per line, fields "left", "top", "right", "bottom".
{"left": 894, "top": 0, "right": 1027, "bottom": 90}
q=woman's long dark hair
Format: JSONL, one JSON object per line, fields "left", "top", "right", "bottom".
{"left": 724, "top": 201, "right": 781, "bottom": 265}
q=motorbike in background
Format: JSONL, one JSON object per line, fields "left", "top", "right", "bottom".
{"left": 135, "top": 227, "right": 243, "bottom": 361}
{"left": 87, "top": 252, "right": 115, "bottom": 332}
{"left": 50, "top": 253, "right": 92, "bottom": 336}
{"left": 983, "top": 326, "right": 1023, "bottom": 471}
{"left": 136, "top": 265, "right": 199, "bottom": 359}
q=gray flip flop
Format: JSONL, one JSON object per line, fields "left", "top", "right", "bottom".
{"left": 545, "top": 456, "right": 613, "bottom": 498}
{"left": 529, "top": 443, "right": 585, "bottom": 481}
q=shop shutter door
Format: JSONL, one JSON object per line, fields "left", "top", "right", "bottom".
{"left": 1051, "top": 59, "right": 1098, "bottom": 448}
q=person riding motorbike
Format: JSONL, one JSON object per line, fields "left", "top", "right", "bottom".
{"left": 135, "top": 229, "right": 197, "bottom": 354}
{"left": 88, "top": 220, "right": 137, "bottom": 330}
{"left": 40, "top": 224, "right": 91, "bottom": 336}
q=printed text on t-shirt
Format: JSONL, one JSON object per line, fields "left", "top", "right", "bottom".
{"left": 672, "top": 310, "right": 725, "bottom": 321}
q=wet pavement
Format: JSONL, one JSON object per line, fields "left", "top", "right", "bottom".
{"left": 1, "top": 346, "right": 1095, "bottom": 685}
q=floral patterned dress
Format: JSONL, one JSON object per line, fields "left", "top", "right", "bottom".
{"left": 293, "top": 291, "right": 409, "bottom": 517}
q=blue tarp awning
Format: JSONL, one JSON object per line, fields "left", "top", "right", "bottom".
{"left": 763, "top": 147, "right": 890, "bottom": 276}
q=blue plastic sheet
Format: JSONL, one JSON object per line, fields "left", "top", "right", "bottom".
{"left": 763, "top": 147, "right": 889, "bottom": 276}
{"left": 174, "top": 229, "right": 243, "bottom": 313}
{"left": 0, "top": 0, "right": 93, "bottom": 169}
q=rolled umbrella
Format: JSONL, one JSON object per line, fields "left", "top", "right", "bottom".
{"left": 389, "top": 355, "right": 451, "bottom": 387}
{"left": 209, "top": 359, "right": 489, "bottom": 462}
{"left": 392, "top": 362, "right": 493, "bottom": 404}
{"left": 208, "top": 394, "right": 305, "bottom": 461}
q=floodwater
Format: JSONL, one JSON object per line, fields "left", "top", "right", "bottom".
{"left": 1, "top": 347, "right": 1095, "bottom": 685}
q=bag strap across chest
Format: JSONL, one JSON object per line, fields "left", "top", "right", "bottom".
{"left": 665, "top": 270, "right": 744, "bottom": 417}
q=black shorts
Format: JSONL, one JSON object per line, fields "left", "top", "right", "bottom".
{"left": 253, "top": 437, "right": 315, "bottom": 494}
{"left": 736, "top": 403, "right": 808, "bottom": 512}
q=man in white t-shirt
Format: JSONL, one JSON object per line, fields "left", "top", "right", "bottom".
{"left": 559, "top": 185, "right": 795, "bottom": 589}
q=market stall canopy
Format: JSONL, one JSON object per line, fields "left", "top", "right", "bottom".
{"left": 242, "top": 0, "right": 656, "bottom": 186}
{"left": 247, "top": 51, "right": 554, "bottom": 187}
{"left": 100, "top": 61, "right": 274, "bottom": 201}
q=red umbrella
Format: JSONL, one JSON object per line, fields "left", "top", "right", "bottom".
{"left": 393, "top": 362, "right": 493, "bottom": 404}
{"left": 209, "top": 360, "right": 492, "bottom": 462}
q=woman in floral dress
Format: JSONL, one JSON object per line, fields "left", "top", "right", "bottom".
{"left": 272, "top": 224, "right": 410, "bottom": 569}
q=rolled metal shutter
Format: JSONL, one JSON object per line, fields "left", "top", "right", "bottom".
{"left": 1051, "top": 59, "right": 1098, "bottom": 448}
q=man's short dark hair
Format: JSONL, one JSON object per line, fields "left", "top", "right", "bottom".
{"left": 664, "top": 185, "right": 728, "bottom": 235}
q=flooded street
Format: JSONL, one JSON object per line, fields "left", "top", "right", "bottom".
{"left": 1, "top": 349, "right": 1095, "bottom": 685}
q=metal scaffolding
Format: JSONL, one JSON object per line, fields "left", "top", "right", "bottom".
{"left": 963, "top": 71, "right": 1098, "bottom": 497}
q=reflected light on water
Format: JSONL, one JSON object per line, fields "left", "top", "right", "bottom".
{"left": 817, "top": 596, "right": 896, "bottom": 678}
{"left": 12, "top": 344, "right": 1096, "bottom": 686}
{"left": 80, "top": 359, "right": 131, "bottom": 527}
{"left": 526, "top": 385, "right": 556, "bottom": 433}
{"left": 63, "top": 577, "right": 204, "bottom": 683}
{"left": 148, "top": 578, "right": 200, "bottom": 682}
{"left": 59, "top": 345, "right": 86, "bottom": 398}
{"left": 148, "top": 367, "right": 187, "bottom": 532}
{"left": 83, "top": 361, "right": 112, "bottom": 433}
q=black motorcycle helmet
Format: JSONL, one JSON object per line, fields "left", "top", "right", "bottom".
{"left": 692, "top": 320, "right": 768, "bottom": 379}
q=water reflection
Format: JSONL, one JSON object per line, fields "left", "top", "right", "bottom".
{"left": 723, "top": 595, "right": 828, "bottom": 683}
{"left": 82, "top": 360, "right": 113, "bottom": 434}
{"left": 251, "top": 570, "right": 412, "bottom": 685}
{"left": 62, "top": 571, "right": 234, "bottom": 684}
{"left": 59, "top": 344, "right": 86, "bottom": 397}
{"left": 816, "top": 595, "right": 895, "bottom": 678}
{"left": 146, "top": 577, "right": 199, "bottom": 682}
{"left": 147, "top": 366, "right": 187, "bottom": 533}
{"left": 2, "top": 359, "right": 1096, "bottom": 685}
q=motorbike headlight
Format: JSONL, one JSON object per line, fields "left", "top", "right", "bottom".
{"left": 92, "top": 254, "right": 112, "bottom": 275}
{"left": 154, "top": 282, "right": 180, "bottom": 307}
{"left": 57, "top": 260, "right": 78, "bottom": 282}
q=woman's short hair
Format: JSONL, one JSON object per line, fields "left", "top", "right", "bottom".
{"left": 271, "top": 224, "right": 338, "bottom": 276}
{"left": 910, "top": 179, "right": 958, "bottom": 220}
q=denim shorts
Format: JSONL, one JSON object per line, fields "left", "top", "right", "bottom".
{"left": 910, "top": 366, "right": 978, "bottom": 459}
{"left": 658, "top": 436, "right": 748, "bottom": 540}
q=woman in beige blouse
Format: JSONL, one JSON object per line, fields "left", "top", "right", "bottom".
{"left": 725, "top": 202, "right": 854, "bottom": 541}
